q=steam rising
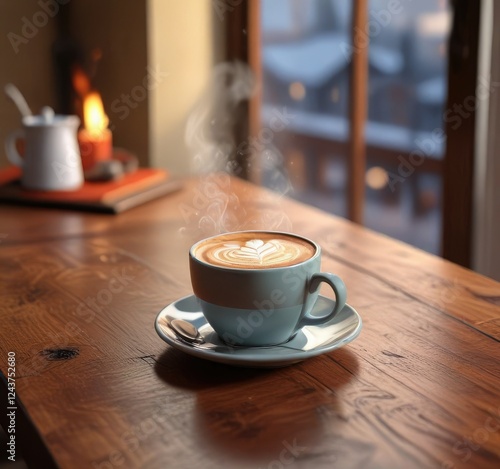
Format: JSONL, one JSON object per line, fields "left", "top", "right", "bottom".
{"left": 186, "top": 61, "right": 254, "bottom": 174}
{"left": 181, "top": 61, "right": 293, "bottom": 240}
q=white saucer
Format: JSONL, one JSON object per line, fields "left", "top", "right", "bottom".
{"left": 155, "top": 295, "right": 362, "bottom": 368}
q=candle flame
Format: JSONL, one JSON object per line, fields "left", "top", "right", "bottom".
{"left": 83, "top": 92, "right": 109, "bottom": 137}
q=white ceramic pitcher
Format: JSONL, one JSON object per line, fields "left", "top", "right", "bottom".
{"left": 5, "top": 107, "right": 83, "bottom": 191}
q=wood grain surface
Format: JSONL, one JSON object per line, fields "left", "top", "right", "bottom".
{"left": 0, "top": 175, "right": 499, "bottom": 469}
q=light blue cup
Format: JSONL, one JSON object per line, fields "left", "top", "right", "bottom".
{"left": 189, "top": 231, "right": 347, "bottom": 346}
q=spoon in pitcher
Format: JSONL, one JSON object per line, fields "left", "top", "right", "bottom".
{"left": 4, "top": 83, "right": 32, "bottom": 117}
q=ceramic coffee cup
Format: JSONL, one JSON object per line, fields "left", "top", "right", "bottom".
{"left": 189, "top": 230, "right": 347, "bottom": 346}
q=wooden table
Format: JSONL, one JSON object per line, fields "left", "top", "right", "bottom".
{"left": 1, "top": 175, "right": 499, "bottom": 469}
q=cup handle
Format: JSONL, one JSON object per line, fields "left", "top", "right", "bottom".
{"left": 5, "top": 129, "right": 25, "bottom": 168}
{"left": 296, "top": 273, "right": 347, "bottom": 328}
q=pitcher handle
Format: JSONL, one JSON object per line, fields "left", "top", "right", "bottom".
{"left": 5, "top": 129, "right": 25, "bottom": 167}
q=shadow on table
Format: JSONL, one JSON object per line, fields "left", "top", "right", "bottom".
{"left": 154, "top": 347, "right": 359, "bottom": 464}
{"left": 153, "top": 347, "right": 275, "bottom": 389}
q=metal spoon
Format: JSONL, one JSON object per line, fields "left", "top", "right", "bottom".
{"left": 170, "top": 318, "right": 204, "bottom": 344}
{"left": 4, "top": 83, "right": 32, "bottom": 117}
{"left": 158, "top": 317, "right": 306, "bottom": 352}
{"left": 158, "top": 317, "right": 229, "bottom": 351}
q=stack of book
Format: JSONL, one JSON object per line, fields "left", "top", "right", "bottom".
{"left": 0, "top": 167, "right": 181, "bottom": 213}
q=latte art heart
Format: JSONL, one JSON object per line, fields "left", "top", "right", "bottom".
{"left": 193, "top": 232, "right": 317, "bottom": 269}
{"left": 213, "top": 239, "right": 299, "bottom": 266}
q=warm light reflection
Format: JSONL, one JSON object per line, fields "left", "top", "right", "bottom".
{"left": 289, "top": 82, "right": 306, "bottom": 101}
{"left": 417, "top": 11, "right": 450, "bottom": 36}
{"left": 83, "top": 92, "right": 109, "bottom": 137}
{"left": 287, "top": 150, "right": 306, "bottom": 189}
{"left": 331, "top": 86, "right": 340, "bottom": 103}
{"left": 72, "top": 66, "right": 91, "bottom": 97}
{"left": 366, "top": 166, "right": 388, "bottom": 190}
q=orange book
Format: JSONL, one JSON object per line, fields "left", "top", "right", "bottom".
{"left": 19, "top": 168, "right": 168, "bottom": 203}
{"left": 0, "top": 166, "right": 21, "bottom": 185}
{"left": 0, "top": 167, "right": 181, "bottom": 213}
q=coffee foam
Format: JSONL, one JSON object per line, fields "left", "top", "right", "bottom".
{"left": 194, "top": 232, "right": 316, "bottom": 269}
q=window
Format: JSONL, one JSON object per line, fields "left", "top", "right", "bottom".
{"left": 258, "top": 0, "right": 451, "bottom": 254}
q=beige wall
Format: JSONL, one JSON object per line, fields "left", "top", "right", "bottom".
{"left": 147, "top": 0, "right": 223, "bottom": 175}
{"left": 0, "top": 0, "right": 58, "bottom": 168}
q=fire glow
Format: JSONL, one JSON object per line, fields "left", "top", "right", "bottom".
{"left": 73, "top": 65, "right": 113, "bottom": 170}
{"left": 83, "top": 92, "right": 109, "bottom": 137}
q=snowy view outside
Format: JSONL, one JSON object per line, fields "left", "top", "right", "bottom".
{"left": 260, "top": 0, "right": 451, "bottom": 254}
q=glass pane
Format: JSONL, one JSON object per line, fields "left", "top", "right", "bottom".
{"left": 260, "top": 0, "right": 352, "bottom": 217}
{"left": 260, "top": 0, "right": 451, "bottom": 255}
{"left": 363, "top": 0, "right": 450, "bottom": 254}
